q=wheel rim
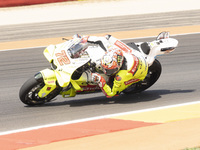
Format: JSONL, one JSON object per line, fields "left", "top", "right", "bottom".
{"left": 25, "top": 83, "right": 46, "bottom": 105}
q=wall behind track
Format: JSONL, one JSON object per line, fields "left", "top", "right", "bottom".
{"left": 0, "top": 0, "right": 77, "bottom": 7}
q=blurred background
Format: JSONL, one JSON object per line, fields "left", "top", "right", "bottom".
{"left": 1, "top": 0, "right": 200, "bottom": 43}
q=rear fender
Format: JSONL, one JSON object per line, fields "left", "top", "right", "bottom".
{"left": 37, "top": 69, "right": 57, "bottom": 98}
{"left": 147, "top": 38, "right": 178, "bottom": 66}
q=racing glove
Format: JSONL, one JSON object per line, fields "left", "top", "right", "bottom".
{"left": 91, "top": 73, "right": 118, "bottom": 98}
{"left": 91, "top": 73, "right": 106, "bottom": 88}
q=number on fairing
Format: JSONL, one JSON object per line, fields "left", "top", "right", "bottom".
{"left": 55, "top": 50, "right": 70, "bottom": 66}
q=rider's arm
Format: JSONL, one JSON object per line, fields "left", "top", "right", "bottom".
{"left": 91, "top": 73, "right": 118, "bottom": 97}
{"left": 106, "top": 35, "right": 133, "bottom": 53}
{"left": 84, "top": 35, "right": 130, "bottom": 53}
{"left": 91, "top": 71, "right": 134, "bottom": 98}
{"left": 87, "top": 36, "right": 110, "bottom": 51}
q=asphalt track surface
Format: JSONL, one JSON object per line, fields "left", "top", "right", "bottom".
{"left": 0, "top": 32, "right": 200, "bottom": 133}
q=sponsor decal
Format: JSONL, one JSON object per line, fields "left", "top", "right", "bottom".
{"left": 128, "top": 55, "right": 139, "bottom": 75}
{"left": 124, "top": 78, "right": 140, "bottom": 85}
{"left": 114, "top": 40, "right": 132, "bottom": 53}
{"left": 115, "top": 75, "right": 122, "bottom": 81}
{"left": 55, "top": 50, "right": 70, "bottom": 66}
{"left": 46, "top": 87, "right": 52, "bottom": 91}
{"left": 47, "top": 80, "right": 55, "bottom": 84}
{"left": 78, "top": 85, "right": 101, "bottom": 92}
{"left": 41, "top": 92, "right": 46, "bottom": 97}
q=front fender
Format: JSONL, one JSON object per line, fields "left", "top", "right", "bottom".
{"left": 43, "top": 45, "right": 56, "bottom": 63}
{"left": 37, "top": 68, "right": 57, "bottom": 98}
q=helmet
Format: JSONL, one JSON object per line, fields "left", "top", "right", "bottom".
{"left": 101, "top": 49, "right": 124, "bottom": 76}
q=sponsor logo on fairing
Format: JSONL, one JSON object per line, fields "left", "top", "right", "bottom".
{"left": 124, "top": 78, "right": 140, "bottom": 85}
{"left": 114, "top": 40, "right": 132, "bottom": 53}
{"left": 128, "top": 55, "right": 139, "bottom": 75}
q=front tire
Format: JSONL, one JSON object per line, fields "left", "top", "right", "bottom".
{"left": 19, "top": 76, "right": 61, "bottom": 106}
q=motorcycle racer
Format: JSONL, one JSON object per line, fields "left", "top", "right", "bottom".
{"left": 19, "top": 32, "right": 178, "bottom": 105}
{"left": 85, "top": 35, "right": 148, "bottom": 98}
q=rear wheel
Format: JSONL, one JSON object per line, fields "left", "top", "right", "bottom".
{"left": 123, "top": 59, "right": 162, "bottom": 94}
{"left": 19, "top": 76, "right": 61, "bottom": 106}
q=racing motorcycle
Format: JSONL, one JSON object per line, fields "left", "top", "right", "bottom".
{"left": 19, "top": 32, "right": 178, "bottom": 106}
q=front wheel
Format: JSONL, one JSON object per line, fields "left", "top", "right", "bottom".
{"left": 123, "top": 59, "right": 162, "bottom": 94}
{"left": 19, "top": 76, "right": 61, "bottom": 106}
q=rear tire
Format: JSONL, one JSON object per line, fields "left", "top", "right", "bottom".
{"left": 19, "top": 76, "right": 61, "bottom": 106}
{"left": 123, "top": 59, "right": 162, "bottom": 94}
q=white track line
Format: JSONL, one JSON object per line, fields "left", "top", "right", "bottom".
{"left": 0, "top": 100, "right": 200, "bottom": 136}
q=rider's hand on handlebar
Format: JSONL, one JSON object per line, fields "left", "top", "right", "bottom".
{"left": 91, "top": 73, "right": 101, "bottom": 83}
{"left": 91, "top": 73, "right": 106, "bottom": 88}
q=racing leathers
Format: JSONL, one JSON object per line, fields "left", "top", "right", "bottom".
{"left": 87, "top": 35, "right": 148, "bottom": 98}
